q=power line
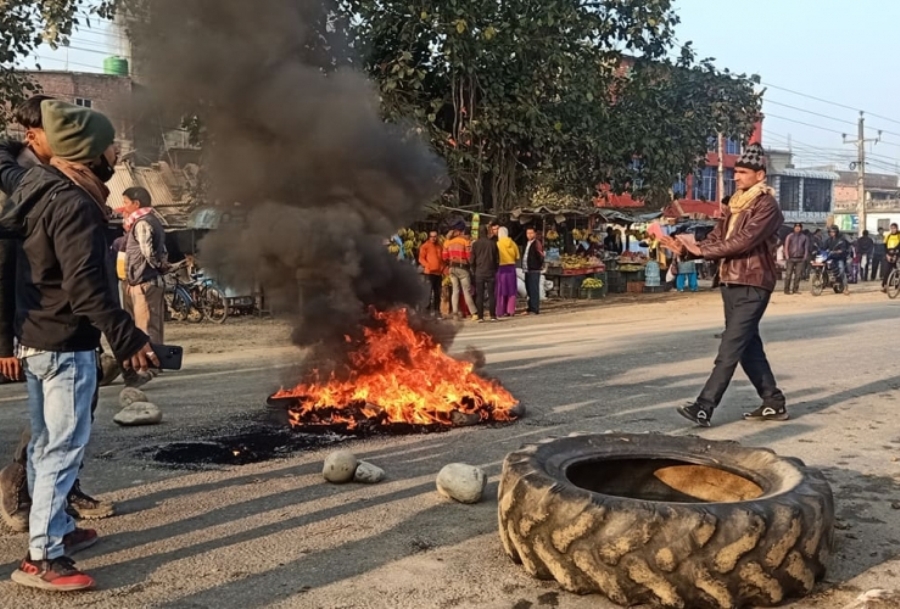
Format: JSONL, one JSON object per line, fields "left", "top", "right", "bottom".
{"left": 764, "top": 113, "right": 847, "bottom": 136}
{"left": 761, "top": 81, "right": 900, "bottom": 128}
{"left": 763, "top": 99, "right": 857, "bottom": 127}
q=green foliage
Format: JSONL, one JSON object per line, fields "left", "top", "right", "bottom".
{"left": 340, "top": 0, "right": 760, "bottom": 211}
{"left": 0, "top": 0, "right": 120, "bottom": 130}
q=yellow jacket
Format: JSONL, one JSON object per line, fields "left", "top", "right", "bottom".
{"left": 885, "top": 233, "right": 900, "bottom": 251}
{"left": 497, "top": 237, "right": 520, "bottom": 265}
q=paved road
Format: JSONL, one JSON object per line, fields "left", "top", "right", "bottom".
{"left": 0, "top": 287, "right": 898, "bottom": 608}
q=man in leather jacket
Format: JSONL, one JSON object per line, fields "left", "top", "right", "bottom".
{"left": 661, "top": 143, "right": 786, "bottom": 427}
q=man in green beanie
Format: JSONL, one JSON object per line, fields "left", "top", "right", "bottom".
{"left": 0, "top": 95, "right": 118, "bottom": 538}
{"left": 0, "top": 100, "right": 158, "bottom": 592}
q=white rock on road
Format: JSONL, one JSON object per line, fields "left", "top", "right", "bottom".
{"left": 322, "top": 450, "right": 358, "bottom": 483}
{"left": 353, "top": 461, "right": 385, "bottom": 484}
{"left": 436, "top": 463, "right": 487, "bottom": 504}
{"left": 119, "top": 387, "right": 148, "bottom": 408}
{"left": 113, "top": 402, "right": 163, "bottom": 426}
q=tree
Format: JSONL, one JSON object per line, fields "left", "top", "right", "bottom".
{"left": 340, "top": 0, "right": 760, "bottom": 211}
{"left": 0, "top": 0, "right": 119, "bottom": 130}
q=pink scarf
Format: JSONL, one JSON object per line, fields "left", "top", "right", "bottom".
{"left": 124, "top": 207, "right": 154, "bottom": 232}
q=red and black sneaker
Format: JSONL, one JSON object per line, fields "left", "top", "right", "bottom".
{"left": 11, "top": 555, "right": 95, "bottom": 591}
{"left": 63, "top": 528, "right": 99, "bottom": 556}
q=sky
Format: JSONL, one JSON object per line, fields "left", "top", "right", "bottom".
{"left": 674, "top": 0, "right": 900, "bottom": 175}
{"left": 23, "top": 0, "right": 900, "bottom": 175}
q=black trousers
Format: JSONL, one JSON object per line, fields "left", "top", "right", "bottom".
{"left": 473, "top": 275, "right": 496, "bottom": 319}
{"left": 525, "top": 272, "right": 541, "bottom": 314}
{"left": 872, "top": 255, "right": 884, "bottom": 281}
{"left": 426, "top": 273, "right": 442, "bottom": 312}
{"left": 697, "top": 286, "right": 783, "bottom": 410}
{"left": 783, "top": 259, "right": 804, "bottom": 293}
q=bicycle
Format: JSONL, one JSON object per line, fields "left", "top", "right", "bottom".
{"left": 885, "top": 255, "right": 900, "bottom": 299}
{"left": 194, "top": 272, "right": 229, "bottom": 324}
{"left": 165, "top": 261, "right": 204, "bottom": 323}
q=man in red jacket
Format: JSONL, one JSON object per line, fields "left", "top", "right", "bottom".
{"left": 662, "top": 143, "right": 786, "bottom": 427}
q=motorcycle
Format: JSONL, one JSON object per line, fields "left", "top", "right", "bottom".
{"left": 810, "top": 250, "right": 846, "bottom": 296}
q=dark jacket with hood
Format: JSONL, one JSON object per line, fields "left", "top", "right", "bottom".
{"left": 0, "top": 140, "right": 147, "bottom": 360}
{"left": 700, "top": 190, "right": 784, "bottom": 292}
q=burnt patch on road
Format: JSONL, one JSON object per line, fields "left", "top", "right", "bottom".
{"left": 144, "top": 425, "right": 346, "bottom": 468}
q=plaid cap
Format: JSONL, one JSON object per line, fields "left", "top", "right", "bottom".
{"left": 736, "top": 143, "right": 767, "bottom": 172}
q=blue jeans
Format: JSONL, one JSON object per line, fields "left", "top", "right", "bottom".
{"left": 676, "top": 272, "right": 698, "bottom": 292}
{"left": 24, "top": 351, "right": 97, "bottom": 560}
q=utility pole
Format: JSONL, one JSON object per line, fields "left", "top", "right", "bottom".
{"left": 844, "top": 112, "right": 880, "bottom": 236}
{"left": 716, "top": 132, "right": 725, "bottom": 202}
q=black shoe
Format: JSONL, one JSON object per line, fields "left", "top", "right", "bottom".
{"left": 743, "top": 403, "right": 789, "bottom": 422}
{"left": 66, "top": 480, "right": 115, "bottom": 520}
{"left": 676, "top": 403, "right": 712, "bottom": 428}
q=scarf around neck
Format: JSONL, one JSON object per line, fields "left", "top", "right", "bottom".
{"left": 726, "top": 181, "right": 773, "bottom": 238}
{"left": 124, "top": 207, "right": 154, "bottom": 232}
{"left": 49, "top": 157, "right": 111, "bottom": 218}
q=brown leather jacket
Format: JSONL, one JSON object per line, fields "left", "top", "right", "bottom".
{"left": 700, "top": 192, "right": 784, "bottom": 292}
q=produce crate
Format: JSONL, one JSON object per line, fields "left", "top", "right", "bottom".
{"left": 559, "top": 276, "right": 582, "bottom": 299}
{"left": 606, "top": 271, "right": 626, "bottom": 294}
{"left": 621, "top": 270, "right": 646, "bottom": 282}
{"left": 581, "top": 288, "right": 606, "bottom": 300}
{"left": 626, "top": 281, "right": 645, "bottom": 294}
{"left": 643, "top": 285, "right": 666, "bottom": 294}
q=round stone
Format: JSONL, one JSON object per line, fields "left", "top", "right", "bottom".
{"left": 114, "top": 402, "right": 163, "bottom": 426}
{"left": 436, "top": 463, "right": 487, "bottom": 504}
{"left": 119, "top": 387, "right": 148, "bottom": 408}
{"left": 353, "top": 461, "right": 385, "bottom": 484}
{"left": 322, "top": 450, "right": 358, "bottom": 483}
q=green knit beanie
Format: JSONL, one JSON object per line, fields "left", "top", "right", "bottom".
{"left": 40, "top": 100, "right": 116, "bottom": 163}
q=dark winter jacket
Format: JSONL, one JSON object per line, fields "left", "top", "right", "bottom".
{"left": 824, "top": 234, "right": 850, "bottom": 260}
{"left": 0, "top": 148, "right": 40, "bottom": 357}
{"left": 856, "top": 235, "right": 875, "bottom": 256}
{"left": 523, "top": 239, "right": 545, "bottom": 272}
{"left": 0, "top": 140, "right": 147, "bottom": 361}
{"left": 470, "top": 237, "right": 499, "bottom": 278}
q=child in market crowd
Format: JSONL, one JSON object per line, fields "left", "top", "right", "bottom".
{"left": 675, "top": 255, "right": 698, "bottom": 292}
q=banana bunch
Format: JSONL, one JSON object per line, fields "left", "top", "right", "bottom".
{"left": 403, "top": 240, "right": 415, "bottom": 256}
{"left": 581, "top": 278, "right": 604, "bottom": 289}
{"left": 546, "top": 229, "right": 561, "bottom": 241}
{"left": 588, "top": 234, "right": 600, "bottom": 244}
{"left": 388, "top": 244, "right": 401, "bottom": 255}
{"left": 571, "top": 229, "right": 584, "bottom": 241}
{"left": 560, "top": 254, "right": 590, "bottom": 269}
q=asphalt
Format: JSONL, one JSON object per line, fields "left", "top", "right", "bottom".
{"left": 0, "top": 284, "right": 898, "bottom": 609}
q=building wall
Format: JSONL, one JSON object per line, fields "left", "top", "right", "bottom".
{"left": 6, "top": 72, "right": 134, "bottom": 148}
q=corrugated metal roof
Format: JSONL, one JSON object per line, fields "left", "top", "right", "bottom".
{"left": 774, "top": 168, "right": 840, "bottom": 181}
{"left": 105, "top": 163, "right": 187, "bottom": 226}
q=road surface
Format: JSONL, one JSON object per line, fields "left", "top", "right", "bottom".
{"left": 0, "top": 285, "right": 897, "bottom": 608}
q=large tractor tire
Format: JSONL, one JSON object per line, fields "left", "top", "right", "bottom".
{"left": 498, "top": 433, "right": 834, "bottom": 609}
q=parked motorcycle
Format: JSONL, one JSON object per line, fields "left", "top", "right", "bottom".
{"left": 810, "top": 250, "right": 846, "bottom": 296}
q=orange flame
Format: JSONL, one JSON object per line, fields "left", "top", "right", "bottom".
{"left": 273, "top": 308, "right": 519, "bottom": 429}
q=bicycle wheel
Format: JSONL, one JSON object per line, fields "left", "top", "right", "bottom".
{"left": 811, "top": 271, "right": 824, "bottom": 296}
{"left": 201, "top": 286, "right": 229, "bottom": 324}
{"left": 888, "top": 270, "right": 900, "bottom": 299}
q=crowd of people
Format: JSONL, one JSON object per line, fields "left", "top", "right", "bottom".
{"left": 418, "top": 222, "right": 545, "bottom": 319}
{"left": 0, "top": 95, "right": 171, "bottom": 591}
{"left": 779, "top": 222, "right": 900, "bottom": 293}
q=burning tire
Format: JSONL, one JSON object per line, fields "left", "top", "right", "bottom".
{"left": 498, "top": 433, "right": 834, "bottom": 609}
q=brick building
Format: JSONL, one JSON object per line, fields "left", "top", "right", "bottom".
{"left": 5, "top": 71, "right": 135, "bottom": 151}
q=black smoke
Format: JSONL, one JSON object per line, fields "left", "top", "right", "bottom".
{"left": 136, "top": 0, "right": 452, "bottom": 366}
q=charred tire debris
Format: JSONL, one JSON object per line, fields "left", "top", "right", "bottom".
{"left": 498, "top": 433, "right": 834, "bottom": 609}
